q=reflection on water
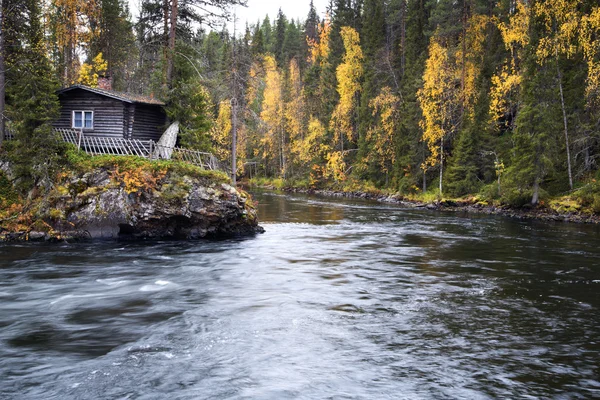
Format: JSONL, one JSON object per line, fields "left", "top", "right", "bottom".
{"left": 1, "top": 190, "right": 599, "bottom": 399}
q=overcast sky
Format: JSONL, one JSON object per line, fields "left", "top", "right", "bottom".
{"left": 130, "top": 0, "right": 330, "bottom": 31}
{"left": 234, "top": 0, "right": 329, "bottom": 26}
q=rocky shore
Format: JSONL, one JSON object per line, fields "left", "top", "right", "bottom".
{"left": 279, "top": 187, "right": 600, "bottom": 224}
{"left": 1, "top": 160, "right": 264, "bottom": 242}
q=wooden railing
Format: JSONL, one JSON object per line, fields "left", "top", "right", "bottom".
{"left": 5, "top": 128, "right": 221, "bottom": 171}
{"left": 56, "top": 128, "right": 153, "bottom": 158}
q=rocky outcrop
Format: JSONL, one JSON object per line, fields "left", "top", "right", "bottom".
{"left": 1, "top": 162, "right": 264, "bottom": 241}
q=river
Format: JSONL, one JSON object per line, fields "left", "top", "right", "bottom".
{"left": 1, "top": 191, "right": 599, "bottom": 399}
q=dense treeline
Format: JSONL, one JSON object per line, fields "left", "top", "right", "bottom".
{"left": 1, "top": 0, "right": 600, "bottom": 208}
{"left": 209, "top": 0, "right": 600, "bottom": 208}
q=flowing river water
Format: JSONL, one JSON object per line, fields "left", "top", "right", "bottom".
{"left": 1, "top": 191, "right": 599, "bottom": 399}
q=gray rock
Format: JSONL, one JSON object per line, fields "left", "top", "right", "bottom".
{"left": 16, "top": 167, "right": 263, "bottom": 241}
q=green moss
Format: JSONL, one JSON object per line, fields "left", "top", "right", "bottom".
{"left": 78, "top": 186, "right": 106, "bottom": 198}
{"left": 48, "top": 208, "right": 64, "bottom": 220}
{"left": 548, "top": 197, "right": 582, "bottom": 213}
{"left": 64, "top": 146, "right": 229, "bottom": 183}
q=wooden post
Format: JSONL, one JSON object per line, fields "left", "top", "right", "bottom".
{"left": 77, "top": 129, "right": 83, "bottom": 149}
{"left": 149, "top": 140, "right": 154, "bottom": 160}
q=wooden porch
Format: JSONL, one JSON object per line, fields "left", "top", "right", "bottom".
{"left": 3, "top": 124, "right": 221, "bottom": 172}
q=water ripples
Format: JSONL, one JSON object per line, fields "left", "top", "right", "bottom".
{"left": 1, "top": 191, "right": 600, "bottom": 399}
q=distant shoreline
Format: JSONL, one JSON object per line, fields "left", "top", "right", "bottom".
{"left": 247, "top": 185, "right": 600, "bottom": 225}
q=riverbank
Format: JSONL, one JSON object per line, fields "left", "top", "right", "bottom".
{"left": 0, "top": 152, "right": 263, "bottom": 242}
{"left": 247, "top": 183, "right": 600, "bottom": 224}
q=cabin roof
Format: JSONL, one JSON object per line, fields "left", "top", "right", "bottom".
{"left": 57, "top": 85, "right": 165, "bottom": 106}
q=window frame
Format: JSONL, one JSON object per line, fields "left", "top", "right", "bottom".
{"left": 72, "top": 110, "right": 94, "bottom": 130}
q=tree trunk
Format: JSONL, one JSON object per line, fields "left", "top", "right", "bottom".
{"left": 280, "top": 125, "right": 286, "bottom": 179}
{"left": 0, "top": 0, "right": 5, "bottom": 148}
{"left": 556, "top": 57, "right": 573, "bottom": 190}
{"left": 531, "top": 177, "right": 539, "bottom": 205}
{"left": 166, "top": 0, "right": 178, "bottom": 88}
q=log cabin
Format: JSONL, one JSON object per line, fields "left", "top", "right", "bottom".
{"left": 54, "top": 84, "right": 168, "bottom": 142}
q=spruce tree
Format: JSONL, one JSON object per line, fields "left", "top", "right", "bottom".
{"left": 6, "top": 0, "right": 62, "bottom": 189}
{"left": 357, "top": 0, "right": 386, "bottom": 182}
{"left": 273, "top": 8, "right": 287, "bottom": 67}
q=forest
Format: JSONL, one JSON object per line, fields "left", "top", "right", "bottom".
{"left": 1, "top": 0, "right": 600, "bottom": 209}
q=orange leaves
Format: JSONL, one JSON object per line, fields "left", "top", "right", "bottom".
{"left": 111, "top": 165, "right": 167, "bottom": 195}
{"left": 307, "top": 15, "right": 332, "bottom": 65}
{"left": 0, "top": 203, "right": 32, "bottom": 233}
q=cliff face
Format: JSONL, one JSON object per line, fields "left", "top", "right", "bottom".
{"left": 0, "top": 157, "right": 263, "bottom": 241}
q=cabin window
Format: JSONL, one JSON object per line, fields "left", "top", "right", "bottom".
{"left": 73, "top": 111, "right": 93, "bottom": 129}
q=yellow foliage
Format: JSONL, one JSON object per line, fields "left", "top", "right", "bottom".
{"left": 581, "top": 8, "right": 600, "bottom": 110}
{"left": 325, "top": 151, "right": 347, "bottom": 182}
{"left": 260, "top": 55, "right": 286, "bottom": 175}
{"left": 246, "top": 60, "right": 265, "bottom": 110}
{"left": 366, "top": 87, "right": 401, "bottom": 175}
{"left": 490, "top": 2, "right": 530, "bottom": 128}
{"left": 77, "top": 53, "right": 108, "bottom": 87}
{"left": 286, "top": 59, "right": 307, "bottom": 165}
{"left": 417, "top": 34, "right": 457, "bottom": 169}
{"left": 294, "top": 117, "right": 328, "bottom": 166}
{"left": 456, "top": 14, "right": 489, "bottom": 118}
{"left": 308, "top": 15, "right": 331, "bottom": 65}
{"left": 212, "top": 100, "right": 232, "bottom": 161}
{"left": 497, "top": 0, "right": 530, "bottom": 57}
{"left": 534, "top": 0, "right": 581, "bottom": 62}
{"left": 330, "top": 26, "right": 363, "bottom": 148}
{"left": 489, "top": 66, "right": 522, "bottom": 126}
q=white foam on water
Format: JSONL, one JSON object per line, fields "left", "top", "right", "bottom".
{"left": 139, "top": 285, "right": 163, "bottom": 292}
{"left": 96, "top": 279, "right": 128, "bottom": 286}
{"left": 50, "top": 293, "right": 100, "bottom": 305}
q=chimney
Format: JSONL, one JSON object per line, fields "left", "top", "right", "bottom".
{"left": 98, "top": 75, "right": 112, "bottom": 91}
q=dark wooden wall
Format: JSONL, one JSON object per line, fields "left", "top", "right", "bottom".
{"left": 55, "top": 88, "right": 168, "bottom": 141}
{"left": 54, "top": 89, "right": 125, "bottom": 138}
{"left": 132, "top": 104, "right": 167, "bottom": 141}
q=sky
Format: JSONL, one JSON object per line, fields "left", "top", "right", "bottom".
{"left": 233, "top": 0, "right": 329, "bottom": 27}
{"left": 129, "top": 0, "right": 330, "bottom": 31}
